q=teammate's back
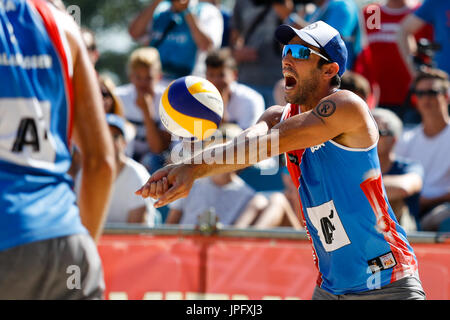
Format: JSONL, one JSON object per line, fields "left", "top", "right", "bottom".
{"left": 0, "top": 0, "right": 83, "bottom": 251}
{"left": 0, "top": 0, "right": 115, "bottom": 299}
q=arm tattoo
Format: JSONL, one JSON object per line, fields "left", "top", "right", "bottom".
{"left": 315, "top": 100, "right": 337, "bottom": 118}
{"left": 311, "top": 110, "right": 325, "bottom": 124}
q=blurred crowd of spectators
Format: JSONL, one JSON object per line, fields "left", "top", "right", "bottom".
{"left": 65, "top": 0, "right": 449, "bottom": 233}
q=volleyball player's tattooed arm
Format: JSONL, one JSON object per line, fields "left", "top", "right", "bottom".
{"left": 311, "top": 100, "right": 337, "bottom": 124}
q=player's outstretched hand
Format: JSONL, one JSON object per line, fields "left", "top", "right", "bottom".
{"left": 135, "top": 163, "right": 196, "bottom": 208}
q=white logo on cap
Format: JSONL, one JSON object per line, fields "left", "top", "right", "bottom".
{"left": 304, "top": 23, "right": 319, "bottom": 30}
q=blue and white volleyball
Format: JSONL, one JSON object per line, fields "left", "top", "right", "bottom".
{"left": 159, "top": 76, "right": 224, "bottom": 141}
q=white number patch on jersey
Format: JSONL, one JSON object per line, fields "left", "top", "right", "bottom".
{"left": 0, "top": 98, "right": 57, "bottom": 169}
{"left": 306, "top": 200, "right": 351, "bottom": 252}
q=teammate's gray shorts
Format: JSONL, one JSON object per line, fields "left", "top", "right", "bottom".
{"left": 312, "top": 276, "right": 426, "bottom": 300}
{"left": 0, "top": 233, "right": 104, "bottom": 300}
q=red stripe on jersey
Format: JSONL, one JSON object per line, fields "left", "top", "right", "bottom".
{"left": 283, "top": 104, "right": 323, "bottom": 287}
{"left": 30, "top": 0, "right": 74, "bottom": 148}
{"left": 360, "top": 174, "right": 417, "bottom": 282}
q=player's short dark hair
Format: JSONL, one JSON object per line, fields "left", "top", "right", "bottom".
{"left": 205, "top": 48, "right": 237, "bottom": 71}
{"left": 317, "top": 48, "right": 341, "bottom": 88}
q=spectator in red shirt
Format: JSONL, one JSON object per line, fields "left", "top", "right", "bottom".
{"left": 356, "top": 0, "right": 433, "bottom": 121}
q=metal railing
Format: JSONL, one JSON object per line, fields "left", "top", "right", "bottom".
{"left": 103, "top": 223, "right": 450, "bottom": 244}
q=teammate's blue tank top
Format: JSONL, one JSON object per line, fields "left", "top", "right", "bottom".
{"left": 0, "top": 0, "right": 87, "bottom": 251}
{"left": 282, "top": 103, "right": 418, "bottom": 295}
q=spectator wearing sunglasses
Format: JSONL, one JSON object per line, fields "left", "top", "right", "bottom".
{"left": 395, "top": 68, "right": 450, "bottom": 231}
{"left": 99, "top": 76, "right": 124, "bottom": 116}
{"left": 371, "top": 108, "right": 424, "bottom": 231}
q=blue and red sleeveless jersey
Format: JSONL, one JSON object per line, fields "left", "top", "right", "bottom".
{"left": 0, "top": 0, "right": 86, "bottom": 251}
{"left": 282, "top": 103, "right": 419, "bottom": 295}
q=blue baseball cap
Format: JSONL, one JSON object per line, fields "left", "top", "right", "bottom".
{"left": 106, "top": 113, "right": 126, "bottom": 137}
{"left": 275, "top": 21, "right": 348, "bottom": 77}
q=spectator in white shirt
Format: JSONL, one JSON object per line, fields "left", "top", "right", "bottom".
{"left": 205, "top": 48, "right": 265, "bottom": 130}
{"left": 115, "top": 47, "right": 171, "bottom": 172}
{"left": 395, "top": 68, "right": 450, "bottom": 231}
{"left": 76, "top": 114, "right": 159, "bottom": 226}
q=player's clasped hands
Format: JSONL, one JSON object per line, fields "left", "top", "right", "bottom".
{"left": 135, "top": 164, "right": 196, "bottom": 208}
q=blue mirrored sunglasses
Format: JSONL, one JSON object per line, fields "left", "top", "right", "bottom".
{"left": 282, "top": 44, "right": 330, "bottom": 62}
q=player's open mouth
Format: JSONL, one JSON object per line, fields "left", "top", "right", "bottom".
{"left": 284, "top": 75, "right": 297, "bottom": 90}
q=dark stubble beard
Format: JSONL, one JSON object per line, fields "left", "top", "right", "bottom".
{"left": 285, "top": 69, "right": 320, "bottom": 105}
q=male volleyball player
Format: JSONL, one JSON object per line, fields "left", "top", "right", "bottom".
{"left": 137, "top": 21, "right": 426, "bottom": 300}
{"left": 0, "top": 0, "right": 115, "bottom": 299}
